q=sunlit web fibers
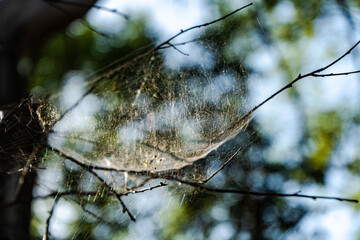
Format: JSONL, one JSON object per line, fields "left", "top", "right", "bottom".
{"left": 47, "top": 12, "right": 257, "bottom": 178}
{"left": 0, "top": 98, "right": 47, "bottom": 172}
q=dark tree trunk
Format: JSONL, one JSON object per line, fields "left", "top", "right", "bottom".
{"left": 0, "top": 1, "right": 96, "bottom": 238}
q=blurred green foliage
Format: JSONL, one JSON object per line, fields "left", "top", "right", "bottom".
{"left": 24, "top": 0, "right": 360, "bottom": 239}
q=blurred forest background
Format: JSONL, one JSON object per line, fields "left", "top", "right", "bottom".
{"left": 2, "top": 0, "right": 360, "bottom": 239}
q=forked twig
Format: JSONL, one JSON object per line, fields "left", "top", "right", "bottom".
{"left": 317, "top": 41, "right": 360, "bottom": 71}
{"left": 36, "top": 181, "right": 167, "bottom": 199}
{"left": 232, "top": 40, "right": 360, "bottom": 129}
{"left": 167, "top": 42, "right": 189, "bottom": 56}
{"left": 153, "top": 3, "right": 253, "bottom": 51}
{"left": 195, "top": 40, "right": 360, "bottom": 185}
{"left": 158, "top": 39, "right": 199, "bottom": 50}
{"left": 87, "top": 169, "right": 136, "bottom": 222}
{"left": 48, "top": 147, "right": 138, "bottom": 221}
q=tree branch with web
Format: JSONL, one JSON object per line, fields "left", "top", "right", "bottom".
{"left": 3, "top": 2, "right": 360, "bottom": 234}
{"left": 51, "top": 3, "right": 254, "bottom": 126}
{"left": 47, "top": 144, "right": 359, "bottom": 204}
{"left": 39, "top": 20, "right": 360, "bottom": 223}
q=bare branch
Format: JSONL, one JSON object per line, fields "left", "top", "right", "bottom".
{"left": 51, "top": 137, "right": 359, "bottom": 204}
{"left": 35, "top": 181, "right": 167, "bottom": 201}
{"left": 166, "top": 42, "right": 189, "bottom": 56}
{"left": 233, "top": 40, "right": 360, "bottom": 129}
{"left": 125, "top": 177, "right": 152, "bottom": 191}
{"left": 312, "top": 70, "right": 360, "bottom": 77}
{"left": 313, "top": 40, "right": 360, "bottom": 73}
{"left": 158, "top": 39, "right": 199, "bottom": 50}
{"left": 87, "top": 169, "right": 136, "bottom": 222}
{"left": 48, "top": 147, "right": 138, "bottom": 221}
{"left": 112, "top": 193, "right": 136, "bottom": 222}
{"left": 122, "top": 181, "right": 167, "bottom": 196}
{"left": 153, "top": 3, "right": 254, "bottom": 51}
{"left": 38, "top": 8, "right": 360, "bottom": 229}
{"left": 200, "top": 146, "right": 244, "bottom": 184}
{"left": 32, "top": 182, "right": 166, "bottom": 230}
{"left": 171, "top": 178, "right": 359, "bottom": 203}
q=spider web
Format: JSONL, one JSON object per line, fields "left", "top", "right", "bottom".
{"left": 44, "top": 11, "right": 255, "bottom": 178}
{"left": 0, "top": 5, "right": 257, "bottom": 236}
{"left": 1, "top": 2, "right": 359, "bottom": 238}
{"left": 22, "top": 7, "right": 259, "bottom": 236}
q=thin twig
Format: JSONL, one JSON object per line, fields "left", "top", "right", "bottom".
{"left": 158, "top": 39, "right": 199, "bottom": 50}
{"left": 171, "top": 178, "right": 359, "bottom": 203}
{"left": 112, "top": 193, "right": 136, "bottom": 222}
{"left": 49, "top": 147, "right": 138, "bottom": 221}
{"left": 50, "top": 147, "right": 358, "bottom": 204}
{"left": 200, "top": 146, "right": 244, "bottom": 184}
{"left": 125, "top": 177, "right": 152, "bottom": 191}
{"left": 232, "top": 40, "right": 360, "bottom": 130}
{"left": 313, "top": 70, "right": 360, "bottom": 77}
{"left": 167, "top": 43, "right": 189, "bottom": 56}
{"left": 200, "top": 135, "right": 257, "bottom": 184}
{"left": 314, "top": 41, "right": 360, "bottom": 73}
{"left": 35, "top": 181, "right": 167, "bottom": 200}
{"left": 153, "top": 3, "right": 253, "bottom": 51}
{"left": 87, "top": 169, "right": 136, "bottom": 222}
{"left": 122, "top": 181, "right": 167, "bottom": 196}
